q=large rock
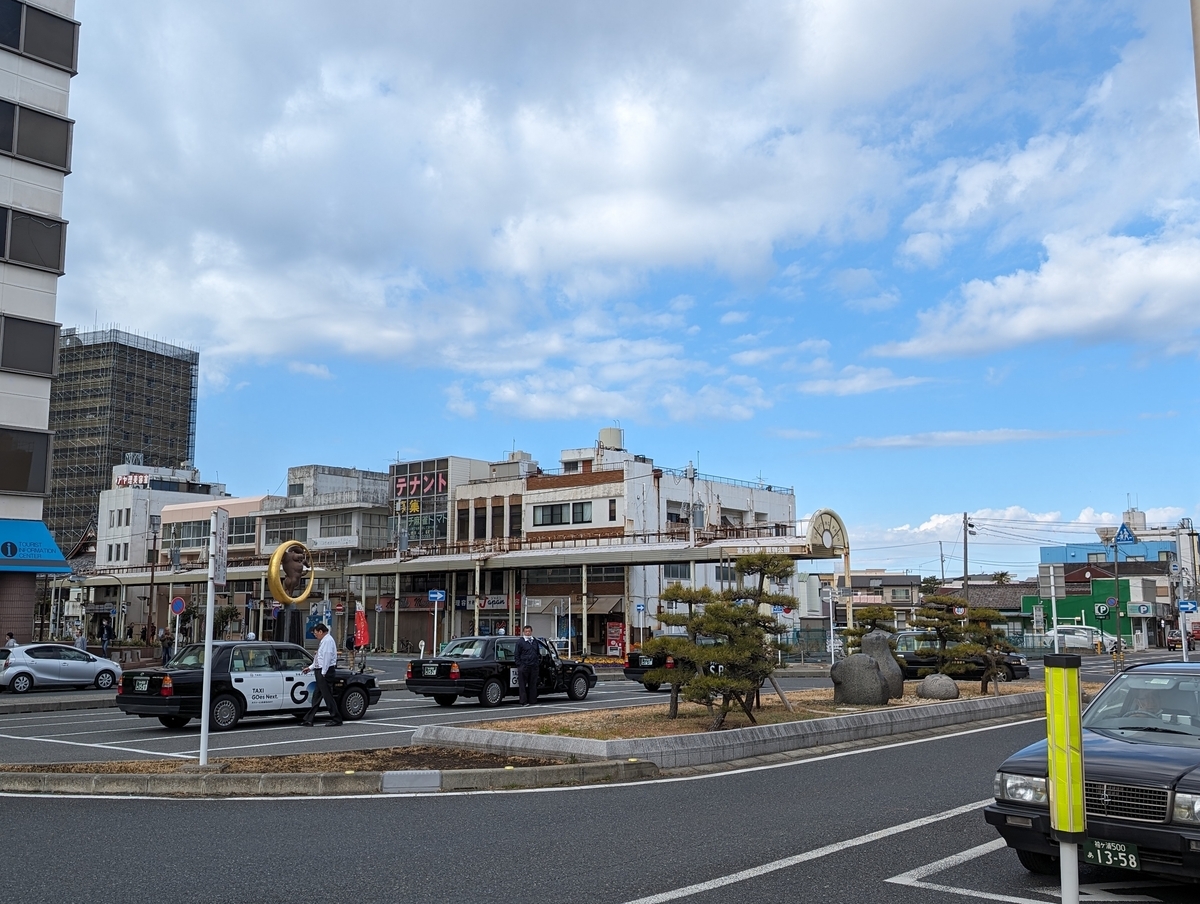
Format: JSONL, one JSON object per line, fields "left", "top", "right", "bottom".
{"left": 861, "top": 629, "right": 904, "bottom": 700}
{"left": 917, "top": 673, "right": 960, "bottom": 700}
{"left": 831, "top": 653, "right": 890, "bottom": 706}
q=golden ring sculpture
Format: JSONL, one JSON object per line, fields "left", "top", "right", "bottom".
{"left": 267, "top": 540, "right": 316, "bottom": 605}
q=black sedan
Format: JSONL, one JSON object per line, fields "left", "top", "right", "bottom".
{"left": 986, "top": 661, "right": 1200, "bottom": 882}
{"left": 893, "top": 631, "right": 1030, "bottom": 681}
{"left": 405, "top": 635, "right": 597, "bottom": 706}
{"left": 117, "top": 641, "right": 382, "bottom": 730}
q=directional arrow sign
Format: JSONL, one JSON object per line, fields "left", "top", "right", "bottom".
{"left": 1179, "top": 600, "right": 1198, "bottom": 614}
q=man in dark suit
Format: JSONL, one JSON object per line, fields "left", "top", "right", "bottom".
{"left": 515, "top": 624, "right": 542, "bottom": 706}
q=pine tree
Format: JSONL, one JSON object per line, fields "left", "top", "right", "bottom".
{"left": 641, "top": 584, "right": 716, "bottom": 718}
{"left": 910, "top": 595, "right": 970, "bottom": 676}
{"left": 843, "top": 605, "right": 896, "bottom": 654}
{"left": 956, "top": 607, "right": 1017, "bottom": 695}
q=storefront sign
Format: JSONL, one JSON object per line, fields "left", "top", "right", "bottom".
{"left": 115, "top": 473, "right": 149, "bottom": 488}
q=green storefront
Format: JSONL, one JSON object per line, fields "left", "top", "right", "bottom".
{"left": 1020, "top": 578, "right": 1166, "bottom": 646}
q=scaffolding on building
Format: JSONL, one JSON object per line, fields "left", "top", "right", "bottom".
{"left": 46, "top": 327, "right": 199, "bottom": 551}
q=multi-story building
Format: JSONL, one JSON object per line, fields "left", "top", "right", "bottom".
{"left": 46, "top": 327, "right": 199, "bottom": 553}
{"left": 0, "top": 0, "right": 79, "bottom": 641}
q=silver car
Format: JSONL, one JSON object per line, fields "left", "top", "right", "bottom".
{"left": 0, "top": 643, "right": 123, "bottom": 693}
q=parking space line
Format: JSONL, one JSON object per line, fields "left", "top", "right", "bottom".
{"left": 0, "top": 731, "right": 196, "bottom": 759}
{"left": 620, "top": 799, "right": 993, "bottom": 904}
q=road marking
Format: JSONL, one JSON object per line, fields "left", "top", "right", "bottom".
{"left": 621, "top": 799, "right": 994, "bottom": 904}
{"left": 0, "top": 731, "right": 196, "bottom": 759}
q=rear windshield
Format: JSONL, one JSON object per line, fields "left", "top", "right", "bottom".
{"left": 441, "top": 639, "right": 487, "bottom": 658}
{"left": 1083, "top": 673, "right": 1200, "bottom": 743}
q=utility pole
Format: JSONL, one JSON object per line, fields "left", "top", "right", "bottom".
{"left": 939, "top": 541, "right": 945, "bottom": 583}
{"left": 962, "top": 513, "right": 972, "bottom": 609}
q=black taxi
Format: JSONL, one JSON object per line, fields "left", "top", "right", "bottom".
{"left": 117, "top": 641, "right": 382, "bottom": 730}
{"left": 405, "top": 635, "right": 597, "bottom": 706}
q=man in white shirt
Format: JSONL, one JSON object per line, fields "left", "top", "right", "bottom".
{"left": 301, "top": 623, "right": 343, "bottom": 726}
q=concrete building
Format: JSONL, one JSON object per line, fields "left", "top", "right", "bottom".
{"left": 0, "top": 0, "right": 79, "bottom": 641}
{"left": 46, "top": 328, "right": 199, "bottom": 553}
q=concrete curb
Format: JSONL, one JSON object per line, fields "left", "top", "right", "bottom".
{"left": 0, "top": 759, "right": 659, "bottom": 797}
{"left": 0, "top": 697, "right": 117, "bottom": 715}
{"left": 411, "top": 691, "right": 1046, "bottom": 768}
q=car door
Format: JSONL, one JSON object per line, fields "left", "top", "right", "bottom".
{"left": 230, "top": 645, "right": 285, "bottom": 713}
{"left": 24, "top": 645, "right": 68, "bottom": 686}
{"left": 494, "top": 639, "right": 519, "bottom": 691}
{"left": 537, "top": 640, "right": 560, "bottom": 691}
{"left": 273, "top": 644, "right": 314, "bottom": 709}
{"left": 58, "top": 646, "right": 96, "bottom": 684}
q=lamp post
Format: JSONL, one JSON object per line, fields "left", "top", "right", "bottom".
{"left": 148, "top": 515, "right": 161, "bottom": 642}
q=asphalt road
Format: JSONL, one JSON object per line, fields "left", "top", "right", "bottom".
{"left": 5, "top": 718, "right": 1192, "bottom": 904}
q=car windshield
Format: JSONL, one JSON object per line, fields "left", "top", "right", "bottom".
{"left": 168, "top": 645, "right": 207, "bottom": 668}
{"left": 441, "top": 639, "right": 487, "bottom": 658}
{"left": 1083, "top": 673, "right": 1200, "bottom": 742}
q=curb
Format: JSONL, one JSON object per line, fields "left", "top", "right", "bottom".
{"left": 411, "top": 692, "right": 1046, "bottom": 768}
{"left": 0, "top": 697, "right": 117, "bottom": 715}
{"left": 0, "top": 758, "right": 659, "bottom": 797}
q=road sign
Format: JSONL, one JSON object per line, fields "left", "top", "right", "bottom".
{"left": 170, "top": 597, "right": 186, "bottom": 616}
{"left": 109, "top": 608, "right": 116, "bottom": 617}
{"left": 1180, "top": 600, "right": 1199, "bottom": 614}
{"left": 1129, "top": 603, "right": 1151, "bottom": 616}
{"left": 1038, "top": 563, "right": 1065, "bottom": 600}
{"left": 772, "top": 605, "right": 783, "bottom": 614}
{"left": 635, "top": 603, "right": 645, "bottom": 612}
{"left": 375, "top": 603, "right": 383, "bottom": 613}
{"left": 953, "top": 606, "right": 966, "bottom": 616}
{"left": 1033, "top": 604, "right": 1045, "bottom": 632}
{"left": 428, "top": 589, "right": 447, "bottom": 603}
{"left": 1114, "top": 523, "right": 1136, "bottom": 544}
{"left": 1095, "top": 603, "right": 1110, "bottom": 618}
{"left": 1107, "top": 597, "right": 1117, "bottom": 606}
{"left": 271, "top": 604, "right": 282, "bottom": 618}
{"left": 211, "top": 507, "right": 229, "bottom": 588}
{"left": 335, "top": 603, "right": 345, "bottom": 613}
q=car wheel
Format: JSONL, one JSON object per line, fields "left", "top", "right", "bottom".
{"left": 643, "top": 681, "right": 661, "bottom": 692}
{"left": 8, "top": 672, "right": 33, "bottom": 694}
{"left": 210, "top": 694, "right": 241, "bottom": 731}
{"left": 1015, "top": 849, "right": 1058, "bottom": 875}
{"left": 433, "top": 694, "right": 457, "bottom": 707}
{"left": 94, "top": 670, "right": 116, "bottom": 690}
{"left": 1000, "top": 665, "right": 1015, "bottom": 682}
{"left": 158, "top": 715, "right": 190, "bottom": 729}
{"left": 340, "top": 686, "right": 369, "bottom": 721}
{"left": 567, "top": 671, "right": 590, "bottom": 701}
{"left": 479, "top": 678, "right": 504, "bottom": 707}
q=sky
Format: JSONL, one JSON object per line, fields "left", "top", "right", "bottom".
{"left": 57, "top": 0, "right": 1200, "bottom": 580}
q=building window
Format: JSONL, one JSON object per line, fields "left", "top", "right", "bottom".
{"left": 1159, "top": 551, "right": 1172, "bottom": 562}
{"left": 361, "top": 513, "right": 389, "bottom": 548}
{"left": 106, "top": 544, "right": 112, "bottom": 562}
{"left": 319, "top": 512, "right": 353, "bottom": 538}
{"left": 228, "top": 516, "right": 256, "bottom": 546}
{"left": 572, "top": 501, "right": 592, "bottom": 524}
{"left": 264, "top": 516, "right": 307, "bottom": 545}
{"left": 1087, "top": 552, "right": 1106, "bottom": 563}
{"left": 108, "top": 510, "right": 114, "bottom": 528}
{"left": 122, "top": 543, "right": 128, "bottom": 561}
{"left": 474, "top": 505, "right": 487, "bottom": 538}
{"left": 509, "top": 504, "right": 522, "bottom": 538}
{"left": 0, "top": 102, "right": 72, "bottom": 171}
{"left": 664, "top": 562, "right": 691, "bottom": 580}
{"left": 488, "top": 571, "right": 504, "bottom": 594}
{"left": 0, "top": 425, "right": 50, "bottom": 494}
{"left": 491, "top": 505, "right": 504, "bottom": 539}
{"left": 609, "top": 499, "right": 617, "bottom": 522}
{"left": 563, "top": 461, "right": 579, "bottom": 473}
{"left": 457, "top": 508, "right": 469, "bottom": 542}
{"left": 5, "top": 207, "right": 66, "bottom": 273}
{"left": 287, "top": 483, "right": 304, "bottom": 496}
{"left": 715, "top": 564, "right": 736, "bottom": 583}
{"left": 890, "top": 588, "right": 911, "bottom": 602}
{"left": 0, "top": 1, "right": 79, "bottom": 72}
{"left": 0, "top": 314, "right": 58, "bottom": 376}
{"left": 164, "top": 519, "right": 209, "bottom": 550}
{"left": 533, "top": 504, "right": 569, "bottom": 526}
{"left": 125, "top": 508, "right": 131, "bottom": 526}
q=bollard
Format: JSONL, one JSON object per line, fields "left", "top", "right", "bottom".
{"left": 1045, "top": 653, "right": 1085, "bottom": 904}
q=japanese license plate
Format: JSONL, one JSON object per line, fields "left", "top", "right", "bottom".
{"left": 134, "top": 677, "right": 149, "bottom": 693}
{"left": 639, "top": 656, "right": 654, "bottom": 667}
{"left": 422, "top": 664, "right": 438, "bottom": 676}
{"left": 1083, "top": 839, "right": 1139, "bottom": 871}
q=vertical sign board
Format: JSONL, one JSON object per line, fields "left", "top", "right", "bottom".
{"left": 1045, "top": 653, "right": 1085, "bottom": 904}
{"left": 212, "top": 508, "right": 229, "bottom": 589}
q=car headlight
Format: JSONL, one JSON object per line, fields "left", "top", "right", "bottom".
{"left": 995, "top": 772, "right": 1049, "bottom": 806}
{"left": 1015, "top": 656, "right": 1027, "bottom": 664}
{"left": 1173, "top": 792, "right": 1200, "bottom": 825}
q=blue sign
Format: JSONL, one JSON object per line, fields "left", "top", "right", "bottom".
{"left": 1180, "top": 600, "right": 1198, "bottom": 614}
{"left": 772, "top": 605, "right": 784, "bottom": 614}
{"left": 109, "top": 608, "right": 117, "bottom": 617}
{"left": 1114, "top": 523, "right": 1136, "bottom": 544}
{"left": 0, "top": 518, "right": 69, "bottom": 574}
{"left": 428, "top": 589, "right": 447, "bottom": 603}
{"left": 170, "top": 597, "right": 186, "bottom": 615}
{"left": 635, "top": 603, "right": 645, "bottom": 613}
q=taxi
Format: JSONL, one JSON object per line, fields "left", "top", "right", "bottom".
{"left": 116, "top": 641, "right": 381, "bottom": 730}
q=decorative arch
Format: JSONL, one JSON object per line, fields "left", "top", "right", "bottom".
{"left": 806, "top": 509, "right": 848, "bottom": 555}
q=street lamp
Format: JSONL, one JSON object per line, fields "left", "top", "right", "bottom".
{"left": 148, "top": 515, "right": 161, "bottom": 641}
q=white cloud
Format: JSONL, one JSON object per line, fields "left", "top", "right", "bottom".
{"left": 720, "top": 311, "right": 750, "bottom": 325}
{"left": 845, "top": 428, "right": 1102, "bottom": 449}
{"left": 287, "top": 361, "right": 332, "bottom": 379}
{"left": 730, "top": 347, "right": 784, "bottom": 366}
{"left": 798, "top": 366, "right": 928, "bottom": 396}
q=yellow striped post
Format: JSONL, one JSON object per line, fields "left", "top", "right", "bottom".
{"left": 1045, "top": 652, "right": 1084, "bottom": 904}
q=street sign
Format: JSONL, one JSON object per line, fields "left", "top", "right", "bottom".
{"left": 772, "top": 605, "right": 783, "bottom": 614}
{"left": 1107, "top": 597, "right": 1117, "bottom": 606}
{"left": 109, "top": 608, "right": 116, "bottom": 617}
{"left": 335, "top": 603, "right": 345, "bottom": 613}
{"left": 635, "top": 603, "right": 645, "bottom": 613}
{"left": 1095, "top": 603, "right": 1110, "bottom": 618}
{"left": 211, "top": 507, "right": 229, "bottom": 588}
{"left": 170, "top": 597, "right": 186, "bottom": 616}
{"left": 953, "top": 606, "right": 966, "bottom": 616}
{"left": 375, "top": 603, "right": 383, "bottom": 613}
{"left": 1114, "top": 523, "right": 1136, "bottom": 544}
{"left": 428, "top": 589, "right": 447, "bottom": 603}
{"left": 1037, "top": 563, "right": 1065, "bottom": 600}
{"left": 271, "top": 604, "right": 282, "bottom": 618}
{"left": 1129, "top": 603, "right": 1151, "bottom": 616}
{"left": 1180, "top": 600, "right": 1199, "bottom": 614}
{"left": 1033, "top": 604, "right": 1045, "bottom": 632}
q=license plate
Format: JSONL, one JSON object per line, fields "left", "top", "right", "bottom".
{"left": 640, "top": 656, "right": 654, "bottom": 667}
{"left": 422, "top": 664, "right": 438, "bottom": 676}
{"left": 134, "top": 677, "right": 149, "bottom": 692}
{"left": 1083, "top": 839, "right": 1139, "bottom": 871}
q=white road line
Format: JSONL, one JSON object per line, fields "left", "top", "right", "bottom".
{"left": 885, "top": 839, "right": 1058, "bottom": 904}
{"left": 0, "top": 732, "right": 196, "bottom": 759}
{"left": 620, "top": 799, "right": 994, "bottom": 904}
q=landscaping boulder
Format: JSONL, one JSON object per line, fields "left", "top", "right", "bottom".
{"left": 860, "top": 629, "right": 904, "bottom": 700}
{"left": 917, "top": 673, "right": 960, "bottom": 700}
{"left": 831, "top": 653, "right": 890, "bottom": 706}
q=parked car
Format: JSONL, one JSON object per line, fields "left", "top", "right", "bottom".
{"left": 893, "top": 631, "right": 1030, "bottom": 681}
{"left": 406, "top": 635, "right": 596, "bottom": 706}
{"left": 1041, "top": 624, "right": 1118, "bottom": 653}
{"left": 116, "top": 641, "right": 381, "bottom": 730}
{"left": 0, "top": 643, "right": 122, "bottom": 693}
{"left": 1168, "top": 629, "right": 1184, "bottom": 651}
{"left": 986, "top": 661, "right": 1200, "bottom": 882}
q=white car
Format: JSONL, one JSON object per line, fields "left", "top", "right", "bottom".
{"left": 0, "top": 643, "right": 123, "bottom": 693}
{"left": 1041, "top": 625, "right": 1118, "bottom": 653}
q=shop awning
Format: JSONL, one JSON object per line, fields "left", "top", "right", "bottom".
{"left": 0, "top": 519, "right": 69, "bottom": 574}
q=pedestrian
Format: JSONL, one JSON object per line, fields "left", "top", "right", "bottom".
{"left": 345, "top": 629, "right": 356, "bottom": 670}
{"left": 301, "top": 623, "right": 343, "bottom": 727}
{"left": 515, "top": 624, "right": 541, "bottom": 706}
{"left": 125, "top": 625, "right": 133, "bottom": 641}
{"left": 3, "top": 632, "right": 16, "bottom": 649}
{"left": 73, "top": 628, "right": 87, "bottom": 651}
{"left": 99, "top": 619, "right": 115, "bottom": 657}
{"left": 160, "top": 629, "right": 174, "bottom": 666}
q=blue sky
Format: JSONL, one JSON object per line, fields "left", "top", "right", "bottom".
{"left": 57, "top": 1, "right": 1200, "bottom": 578}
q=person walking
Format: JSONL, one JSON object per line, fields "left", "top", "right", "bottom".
{"left": 301, "top": 623, "right": 342, "bottom": 727}
{"left": 515, "top": 624, "right": 541, "bottom": 706}
{"left": 160, "top": 628, "right": 174, "bottom": 666}
{"left": 4, "top": 632, "right": 17, "bottom": 649}
{"left": 73, "top": 629, "right": 87, "bottom": 651}
{"left": 98, "top": 619, "right": 115, "bottom": 657}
